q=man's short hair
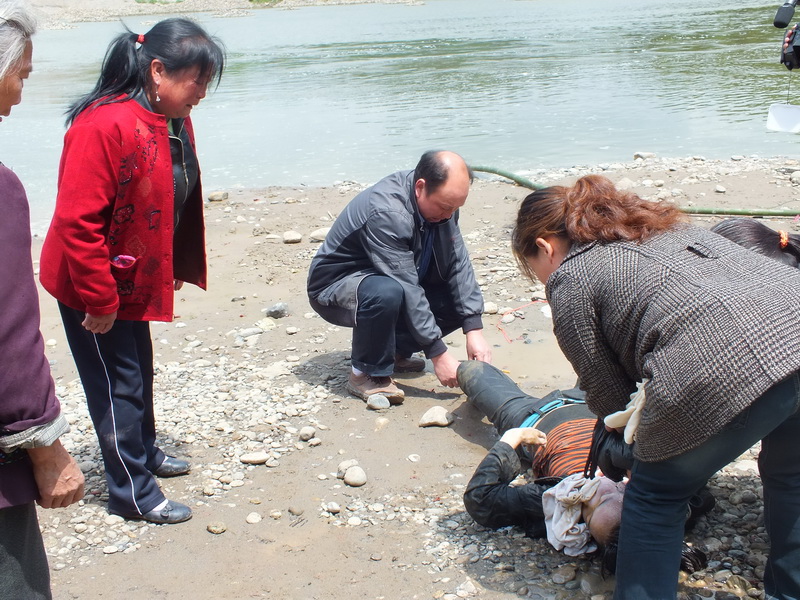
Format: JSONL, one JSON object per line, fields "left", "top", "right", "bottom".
{"left": 413, "top": 150, "right": 474, "bottom": 194}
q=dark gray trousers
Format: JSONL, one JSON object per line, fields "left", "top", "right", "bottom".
{"left": 0, "top": 502, "right": 51, "bottom": 599}
{"left": 352, "top": 275, "right": 462, "bottom": 375}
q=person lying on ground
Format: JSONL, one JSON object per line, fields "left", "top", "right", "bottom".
{"left": 459, "top": 360, "right": 713, "bottom": 569}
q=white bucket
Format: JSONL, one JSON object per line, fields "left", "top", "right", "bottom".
{"left": 767, "top": 103, "right": 800, "bottom": 133}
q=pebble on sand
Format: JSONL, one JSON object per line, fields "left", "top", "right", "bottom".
{"left": 343, "top": 465, "right": 367, "bottom": 487}
{"left": 337, "top": 459, "right": 359, "bottom": 479}
{"left": 240, "top": 451, "right": 270, "bottom": 465}
{"left": 309, "top": 227, "right": 331, "bottom": 242}
{"left": 366, "top": 394, "right": 390, "bottom": 410}
{"left": 207, "top": 191, "right": 228, "bottom": 202}
{"left": 283, "top": 231, "right": 303, "bottom": 244}
{"left": 298, "top": 426, "right": 316, "bottom": 441}
{"left": 483, "top": 302, "right": 498, "bottom": 315}
{"left": 265, "top": 302, "right": 290, "bottom": 319}
{"left": 419, "top": 406, "right": 454, "bottom": 427}
{"left": 206, "top": 522, "right": 227, "bottom": 534}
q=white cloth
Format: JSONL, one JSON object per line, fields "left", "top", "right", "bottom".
{"left": 542, "top": 473, "right": 601, "bottom": 556}
{"left": 603, "top": 380, "right": 648, "bottom": 444}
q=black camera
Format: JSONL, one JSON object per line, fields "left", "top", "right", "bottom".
{"left": 782, "top": 26, "right": 800, "bottom": 70}
{"left": 776, "top": 1, "right": 800, "bottom": 68}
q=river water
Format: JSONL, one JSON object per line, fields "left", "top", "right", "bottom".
{"left": 3, "top": 0, "right": 797, "bottom": 231}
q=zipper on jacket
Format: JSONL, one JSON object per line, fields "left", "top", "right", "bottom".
{"left": 169, "top": 120, "right": 190, "bottom": 226}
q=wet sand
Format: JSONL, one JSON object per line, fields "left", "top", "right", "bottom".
{"left": 28, "top": 154, "right": 800, "bottom": 599}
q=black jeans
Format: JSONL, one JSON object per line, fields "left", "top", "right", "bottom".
{"left": 352, "top": 275, "right": 462, "bottom": 376}
{"left": 457, "top": 360, "right": 587, "bottom": 434}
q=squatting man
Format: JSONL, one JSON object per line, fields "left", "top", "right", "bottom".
{"left": 307, "top": 150, "right": 491, "bottom": 403}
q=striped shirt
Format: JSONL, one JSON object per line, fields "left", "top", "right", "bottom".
{"left": 531, "top": 418, "right": 595, "bottom": 478}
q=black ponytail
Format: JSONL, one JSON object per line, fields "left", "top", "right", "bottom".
{"left": 65, "top": 17, "right": 225, "bottom": 125}
{"left": 711, "top": 218, "right": 800, "bottom": 269}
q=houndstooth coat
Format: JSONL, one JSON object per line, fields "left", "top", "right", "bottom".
{"left": 547, "top": 224, "right": 800, "bottom": 462}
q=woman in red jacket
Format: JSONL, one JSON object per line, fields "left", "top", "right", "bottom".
{"left": 40, "top": 18, "right": 224, "bottom": 524}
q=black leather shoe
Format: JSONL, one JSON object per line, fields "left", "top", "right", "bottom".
{"left": 153, "top": 456, "right": 190, "bottom": 478}
{"left": 111, "top": 500, "right": 193, "bottom": 524}
{"left": 685, "top": 485, "right": 716, "bottom": 531}
{"left": 679, "top": 544, "right": 708, "bottom": 573}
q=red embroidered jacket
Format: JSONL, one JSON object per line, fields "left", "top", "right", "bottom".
{"left": 40, "top": 98, "right": 207, "bottom": 321}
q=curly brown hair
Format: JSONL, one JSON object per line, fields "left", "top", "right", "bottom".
{"left": 512, "top": 174, "right": 686, "bottom": 281}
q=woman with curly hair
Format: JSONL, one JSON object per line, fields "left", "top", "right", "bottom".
{"left": 512, "top": 174, "right": 800, "bottom": 599}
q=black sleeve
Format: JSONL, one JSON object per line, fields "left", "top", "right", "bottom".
{"left": 585, "top": 418, "right": 635, "bottom": 482}
{"left": 463, "top": 441, "right": 550, "bottom": 538}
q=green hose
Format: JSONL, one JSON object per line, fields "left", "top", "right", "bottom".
{"left": 680, "top": 207, "right": 800, "bottom": 217}
{"left": 470, "top": 165, "right": 800, "bottom": 218}
{"left": 469, "top": 165, "right": 545, "bottom": 190}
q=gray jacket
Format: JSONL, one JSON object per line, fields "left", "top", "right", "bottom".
{"left": 547, "top": 225, "right": 800, "bottom": 462}
{"left": 307, "top": 170, "right": 484, "bottom": 357}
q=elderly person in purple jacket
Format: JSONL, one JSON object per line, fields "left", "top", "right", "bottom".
{"left": 0, "top": 2, "right": 85, "bottom": 598}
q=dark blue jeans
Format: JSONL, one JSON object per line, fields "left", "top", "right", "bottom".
{"left": 352, "top": 275, "right": 462, "bottom": 376}
{"left": 614, "top": 372, "right": 800, "bottom": 600}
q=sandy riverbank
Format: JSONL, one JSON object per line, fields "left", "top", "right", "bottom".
{"left": 30, "top": 0, "right": 414, "bottom": 27}
{"left": 28, "top": 155, "right": 800, "bottom": 600}
{"left": 14, "top": 2, "right": 799, "bottom": 600}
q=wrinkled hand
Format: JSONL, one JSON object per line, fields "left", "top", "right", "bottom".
{"left": 82, "top": 311, "right": 117, "bottom": 334}
{"left": 518, "top": 427, "right": 547, "bottom": 446}
{"left": 500, "top": 427, "right": 547, "bottom": 449}
{"left": 27, "top": 440, "right": 85, "bottom": 509}
{"left": 465, "top": 329, "right": 492, "bottom": 363}
{"left": 431, "top": 351, "right": 460, "bottom": 387}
